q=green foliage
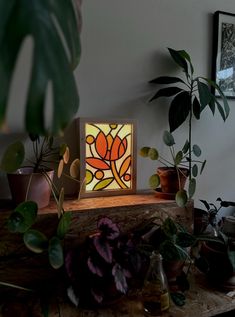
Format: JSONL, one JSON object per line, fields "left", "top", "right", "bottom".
{"left": 0, "top": 141, "right": 25, "bottom": 172}
{"left": 23, "top": 229, "right": 48, "bottom": 253}
{"left": 140, "top": 130, "right": 205, "bottom": 206}
{"left": 7, "top": 201, "right": 37, "bottom": 233}
{"left": 149, "top": 48, "right": 229, "bottom": 133}
{"left": 57, "top": 212, "right": 72, "bottom": 239}
{"left": 0, "top": 0, "right": 81, "bottom": 135}
{"left": 48, "top": 236, "right": 64, "bottom": 269}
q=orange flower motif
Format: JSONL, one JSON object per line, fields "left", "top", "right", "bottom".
{"left": 95, "top": 131, "right": 127, "bottom": 161}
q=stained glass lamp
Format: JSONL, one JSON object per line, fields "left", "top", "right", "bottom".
{"left": 78, "top": 118, "right": 136, "bottom": 197}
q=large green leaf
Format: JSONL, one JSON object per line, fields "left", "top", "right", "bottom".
{"left": 0, "top": 141, "right": 25, "bottom": 172}
{"left": 48, "top": 236, "right": 64, "bottom": 269}
{"left": 149, "top": 76, "right": 185, "bottom": 85}
{"left": 169, "top": 91, "right": 191, "bottom": 132}
{"left": 193, "top": 96, "right": 201, "bottom": 119}
{"left": 7, "top": 201, "right": 38, "bottom": 233}
{"left": 149, "top": 174, "right": 160, "bottom": 189}
{"left": 168, "top": 48, "right": 188, "bottom": 75}
{"left": 149, "top": 87, "right": 182, "bottom": 102}
{"left": 0, "top": 0, "right": 81, "bottom": 134}
{"left": 176, "top": 190, "right": 188, "bottom": 207}
{"left": 197, "top": 80, "right": 212, "bottom": 111}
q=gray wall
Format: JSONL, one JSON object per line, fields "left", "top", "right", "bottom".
{"left": 1, "top": 0, "right": 235, "bottom": 210}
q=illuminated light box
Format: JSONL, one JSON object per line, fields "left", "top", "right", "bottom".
{"left": 78, "top": 118, "right": 137, "bottom": 197}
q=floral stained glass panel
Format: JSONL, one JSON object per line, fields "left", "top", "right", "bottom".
{"left": 84, "top": 121, "right": 135, "bottom": 194}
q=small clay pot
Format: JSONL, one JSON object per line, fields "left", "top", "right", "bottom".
{"left": 157, "top": 167, "right": 189, "bottom": 194}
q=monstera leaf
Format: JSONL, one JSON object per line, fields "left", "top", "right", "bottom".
{"left": 0, "top": 0, "right": 81, "bottom": 134}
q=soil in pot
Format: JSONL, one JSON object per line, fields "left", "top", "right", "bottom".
{"left": 157, "top": 167, "right": 189, "bottom": 194}
{"left": 7, "top": 167, "right": 54, "bottom": 208}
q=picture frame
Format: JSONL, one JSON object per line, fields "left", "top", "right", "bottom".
{"left": 77, "top": 118, "right": 137, "bottom": 198}
{"left": 212, "top": 11, "right": 235, "bottom": 98}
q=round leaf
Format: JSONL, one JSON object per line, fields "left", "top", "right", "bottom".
{"left": 1, "top": 141, "right": 25, "bottom": 172}
{"left": 7, "top": 201, "right": 38, "bottom": 233}
{"left": 63, "top": 146, "right": 70, "bottom": 164}
{"left": 193, "top": 144, "right": 201, "bottom": 157}
{"left": 163, "top": 131, "right": 175, "bottom": 146}
{"left": 70, "top": 158, "right": 80, "bottom": 178}
{"left": 48, "top": 237, "right": 64, "bottom": 269}
{"left": 23, "top": 229, "right": 48, "bottom": 253}
{"left": 139, "top": 147, "right": 150, "bottom": 157}
{"left": 149, "top": 174, "right": 160, "bottom": 189}
{"left": 192, "top": 164, "right": 198, "bottom": 177}
{"left": 176, "top": 190, "right": 188, "bottom": 207}
{"left": 148, "top": 148, "right": 159, "bottom": 160}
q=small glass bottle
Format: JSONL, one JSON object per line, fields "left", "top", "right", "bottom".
{"left": 142, "top": 251, "right": 170, "bottom": 316}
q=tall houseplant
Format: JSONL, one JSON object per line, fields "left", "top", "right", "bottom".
{"left": 148, "top": 48, "right": 230, "bottom": 205}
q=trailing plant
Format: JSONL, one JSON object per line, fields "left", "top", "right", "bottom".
{"left": 140, "top": 130, "right": 206, "bottom": 206}
{"left": 149, "top": 48, "right": 229, "bottom": 198}
{"left": 3, "top": 134, "right": 82, "bottom": 269}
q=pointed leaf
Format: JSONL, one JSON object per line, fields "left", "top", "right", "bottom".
{"left": 188, "top": 178, "right": 196, "bottom": 198}
{"left": 149, "top": 174, "right": 160, "bottom": 189}
{"left": 48, "top": 236, "right": 64, "bottom": 269}
{"left": 162, "top": 217, "right": 177, "bottom": 236}
{"left": 149, "top": 87, "right": 182, "bottom": 102}
{"left": 168, "top": 48, "right": 188, "bottom": 74}
{"left": 57, "top": 212, "right": 72, "bottom": 239}
{"left": 1, "top": 141, "right": 25, "bottom": 172}
{"left": 93, "top": 235, "right": 112, "bottom": 263}
{"left": 87, "top": 257, "right": 103, "bottom": 277}
{"left": 163, "top": 131, "right": 175, "bottom": 146}
{"left": 93, "top": 177, "right": 114, "bottom": 191}
{"left": 24, "top": 229, "right": 48, "bottom": 253}
{"left": 208, "top": 96, "right": 216, "bottom": 115}
{"left": 175, "top": 151, "right": 183, "bottom": 165}
{"left": 86, "top": 158, "right": 110, "bottom": 170}
{"left": 149, "top": 76, "right": 185, "bottom": 85}
{"left": 148, "top": 148, "right": 159, "bottom": 160}
{"left": 119, "top": 155, "right": 131, "bottom": 177}
{"left": 112, "top": 263, "right": 128, "bottom": 294}
{"left": 97, "top": 217, "right": 120, "bottom": 240}
{"left": 193, "top": 97, "right": 201, "bottom": 119}
{"left": 193, "top": 144, "right": 201, "bottom": 157}
{"left": 178, "top": 49, "right": 194, "bottom": 74}
{"left": 139, "top": 147, "right": 151, "bottom": 157}
{"left": 182, "top": 140, "right": 189, "bottom": 154}
{"left": 197, "top": 80, "right": 212, "bottom": 111}
{"left": 176, "top": 190, "right": 188, "bottom": 207}
{"left": 169, "top": 91, "right": 191, "bottom": 132}
{"left": 200, "top": 160, "right": 206, "bottom": 174}
{"left": 199, "top": 200, "right": 210, "bottom": 211}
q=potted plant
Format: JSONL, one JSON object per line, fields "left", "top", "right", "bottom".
{"left": 194, "top": 198, "right": 235, "bottom": 290}
{"left": 140, "top": 130, "right": 206, "bottom": 207}
{"left": 2, "top": 133, "right": 81, "bottom": 209}
{"left": 147, "top": 48, "right": 229, "bottom": 205}
{"left": 65, "top": 216, "right": 147, "bottom": 307}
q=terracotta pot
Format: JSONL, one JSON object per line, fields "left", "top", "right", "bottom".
{"left": 157, "top": 167, "right": 189, "bottom": 193}
{"left": 7, "top": 167, "right": 54, "bottom": 208}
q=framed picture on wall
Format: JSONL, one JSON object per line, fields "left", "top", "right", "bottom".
{"left": 212, "top": 11, "right": 235, "bottom": 98}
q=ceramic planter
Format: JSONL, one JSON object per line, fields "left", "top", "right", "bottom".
{"left": 7, "top": 167, "right": 54, "bottom": 208}
{"left": 157, "top": 167, "right": 189, "bottom": 194}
